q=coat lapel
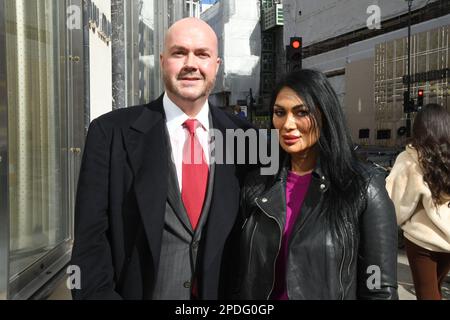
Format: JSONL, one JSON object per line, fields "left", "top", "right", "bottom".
{"left": 254, "top": 177, "right": 287, "bottom": 228}
{"left": 202, "top": 106, "right": 242, "bottom": 271}
{"left": 291, "top": 157, "right": 330, "bottom": 238}
{"left": 166, "top": 148, "right": 194, "bottom": 234}
{"left": 123, "top": 96, "right": 168, "bottom": 274}
{"left": 254, "top": 157, "right": 289, "bottom": 229}
{"left": 192, "top": 111, "right": 217, "bottom": 236}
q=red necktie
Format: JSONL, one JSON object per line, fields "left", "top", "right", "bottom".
{"left": 182, "top": 119, "right": 209, "bottom": 230}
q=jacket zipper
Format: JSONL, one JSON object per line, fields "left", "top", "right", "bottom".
{"left": 255, "top": 198, "right": 283, "bottom": 300}
{"left": 246, "top": 221, "right": 258, "bottom": 274}
{"left": 342, "top": 216, "right": 356, "bottom": 298}
{"left": 345, "top": 229, "right": 355, "bottom": 296}
{"left": 338, "top": 241, "right": 345, "bottom": 300}
{"left": 345, "top": 246, "right": 354, "bottom": 297}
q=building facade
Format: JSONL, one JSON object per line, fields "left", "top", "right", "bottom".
{"left": 201, "top": 0, "right": 261, "bottom": 119}
{"left": 258, "top": 0, "right": 285, "bottom": 128}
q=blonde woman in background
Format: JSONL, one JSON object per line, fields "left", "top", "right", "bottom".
{"left": 386, "top": 103, "right": 450, "bottom": 300}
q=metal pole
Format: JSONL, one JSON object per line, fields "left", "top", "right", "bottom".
{"left": 249, "top": 88, "right": 254, "bottom": 123}
{"left": 111, "top": 0, "right": 126, "bottom": 110}
{"left": 406, "top": 0, "right": 413, "bottom": 138}
{"left": 0, "top": 0, "right": 11, "bottom": 300}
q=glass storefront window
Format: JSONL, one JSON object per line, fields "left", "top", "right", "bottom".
{"left": 4, "top": 0, "right": 69, "bottom": 280}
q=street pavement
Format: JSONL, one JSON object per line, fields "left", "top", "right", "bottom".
{"left": 46, "top": 250, "right": 450, "bottom": 300}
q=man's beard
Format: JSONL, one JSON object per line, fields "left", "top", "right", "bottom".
{"left": 163, "top": 73, "right": 216, "bottom": 101}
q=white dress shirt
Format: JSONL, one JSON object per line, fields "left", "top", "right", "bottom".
{"left": 163, "top": 93, "right": 210, "bottom": 191}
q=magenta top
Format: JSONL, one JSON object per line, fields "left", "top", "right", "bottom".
{"left": 270, "top": 171, "right": 312, "bottom": 300}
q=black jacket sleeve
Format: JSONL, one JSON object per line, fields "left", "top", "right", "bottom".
{"left": 70, "top": 119, "right": 122, "bottom": 300}
{"left": 357, "top": 169, "right": 399, "bottom": 299}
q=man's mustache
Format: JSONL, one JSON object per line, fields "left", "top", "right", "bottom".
{"left": 177, "top": 72, "right": 204, "bottom": 80}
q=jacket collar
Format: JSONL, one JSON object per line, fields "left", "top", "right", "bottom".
{"left": 129, "top": 93, "right": 237, "bottom": 133}
{"left": 129, "top": 95, "right": 165, "bottom": 134}
{"left": 254, "top": 151, "right": 330, "bottom": 229}
{"left": 404, "top": 144, "right": 420, "bottom": 165}
{"left": 273, "top": 151, "right": 329, "bottom": 185}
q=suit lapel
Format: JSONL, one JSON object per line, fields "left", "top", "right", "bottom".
{"left": 123, "top": 96, "right": 168, "bottom": 274}
{"left": 166, "top": 143, "right": 194, "bottom": 234}
{"left": 202, "top": 106, "right": 242, "bottom": 271}
{"left": 193, "top": 111, "right": 217, "bottom": 235}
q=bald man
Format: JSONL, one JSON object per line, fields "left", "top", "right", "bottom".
{"left": 70, "top": 18, "right": 254, "bottom": 300}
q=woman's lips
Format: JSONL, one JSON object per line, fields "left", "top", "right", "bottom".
{"left": 282, "top": 135, "right": 300, "bottom": 145}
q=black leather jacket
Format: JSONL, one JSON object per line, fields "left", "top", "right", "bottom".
{"left": 230, "top": 159, "right": 398, "bottom": 300}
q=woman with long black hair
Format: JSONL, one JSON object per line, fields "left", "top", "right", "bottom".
{"left": 386, "top": 103, "right": 450, "bottom": 300}
{"left": 230, "top": 69, "right": 398, "bottom": 299}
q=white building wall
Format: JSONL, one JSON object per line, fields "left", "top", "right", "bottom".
{"left": 89, "top": 0, "right": 113, "bottom": 121}
{"left": 201, "top": 2, "right": 225, "bottom": 107}
{"left": 299, "top": 14, "right": 449, "bottom": 115}
{"left": 302, "top": 14, "right": 450, "bottom": 72}
{"left": 283, "top": 0, "right": 438, "bottom": 47}
{"left": 201, "top": 0, "right": 261, "bottom": 107}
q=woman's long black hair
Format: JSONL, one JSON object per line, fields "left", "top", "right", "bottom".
{"left": 270, "top": 69, "right": 366, "bottom": 265}
{"left": 412, "top": 103, "right": 450, "bottom": 206}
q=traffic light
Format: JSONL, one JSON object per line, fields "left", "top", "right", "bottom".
{"left": 417, "top": 89, "right": 424, "bottom": 109}
{"left": 403, "top": 91, "right": 411, "bottom": 113}
{"left": 286, "top": 37, "right": 302, "bottom": 72}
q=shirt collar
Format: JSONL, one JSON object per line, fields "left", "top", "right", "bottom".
{"left": 163, "top": 93, "right": 210, "bottom": 133}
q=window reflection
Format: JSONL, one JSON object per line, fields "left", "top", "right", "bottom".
{"left": 5, "top": 0, "right": 68, "bottom": 278}
{"left": 126, "top": 0, "right": 156, "bottom": 105}
{"left": 125, "top": 0, "right": 184, "bottom": 105}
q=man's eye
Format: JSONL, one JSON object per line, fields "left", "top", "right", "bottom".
{"left": 173, "top": 51, "right": 185, "bottom": 56}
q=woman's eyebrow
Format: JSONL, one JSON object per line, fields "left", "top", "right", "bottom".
{"left": 273, "top": 104, "right": 306, "bottom": 109}
{"left": 292, "top": 104, "right": 307, "bottom": 110}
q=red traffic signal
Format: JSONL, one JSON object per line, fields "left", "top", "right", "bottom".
{"left": 291, "top": 39, "right": 301, "bottom": 49}
{"left": 417, "top": 89, "right": 424, "bottom": 107}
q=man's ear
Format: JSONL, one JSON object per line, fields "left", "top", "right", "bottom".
{"left": 216, "top": 57, "right": 221, "bottom": 74}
